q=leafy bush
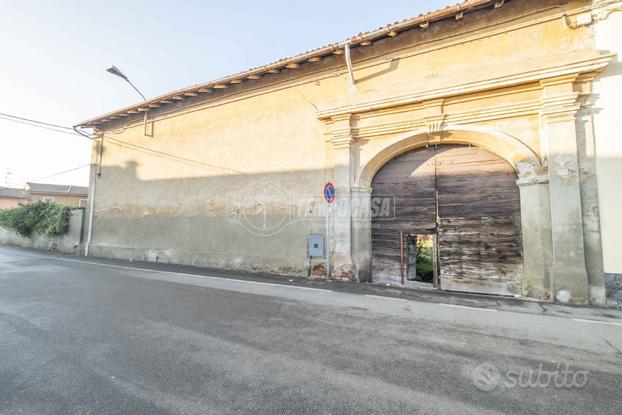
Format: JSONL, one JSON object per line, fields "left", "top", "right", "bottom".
{"left": 415, "top": 236, "right": 434, "bottom": 282}
{"left": 0, "top": 202, "right": 71, "bottom": 237}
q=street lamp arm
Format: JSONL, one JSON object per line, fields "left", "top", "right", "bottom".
{"left": 125, "top": 79, "right": 146, "bottom": 101}
{"left": 106, "top": 65, "right": 146, "bottom": 101}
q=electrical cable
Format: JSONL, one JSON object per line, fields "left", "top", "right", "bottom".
{"left": 0, "top": 111, "right": 244, "bottom": 174}
{"left": 9, "top": 163, "right": 91, "bottom": 187}
{"left": 0, "top": 112, "right": 75, "bottom": 130}
{"left": 0, "top": 114, "right": 84, "bottom": 137}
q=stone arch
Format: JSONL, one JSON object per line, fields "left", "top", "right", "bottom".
{"left": 357, "top": 124, "right": 542, "bottom": 189}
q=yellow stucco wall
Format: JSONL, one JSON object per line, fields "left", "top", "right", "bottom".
{"left": 87, "top": 0, "right": 613, "bottom": 298}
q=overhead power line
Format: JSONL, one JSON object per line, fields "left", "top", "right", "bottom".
{"left": 0, "top": 112, "right": 87, "bottom": 138}
{"left": 0, "top": 112, "right": 75, "bottom": 130}
{"left": 9, "top": 163, "right": 91, "bottom": 187}
{"left": 0, "top": 111, "right": 244, "bottom": 175}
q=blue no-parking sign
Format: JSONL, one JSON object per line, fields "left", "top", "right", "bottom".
{"left": 324, "top": 182, "right": 335, "bottom": 203}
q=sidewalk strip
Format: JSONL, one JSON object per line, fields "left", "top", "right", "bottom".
{"left": 6, "top": 250, "right": 332, "bottom": 293}
{"left": 365, "top": 294, "right": 408, "bottom": 302}
{"left": 573, "top": 318, "right": 622, "bottom": 327}
{"left": 438, "top": 303, "right": 497, "bottom": 312}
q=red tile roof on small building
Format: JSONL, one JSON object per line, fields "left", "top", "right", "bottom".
{"left": 0, "top": 187, "right": 30, "bottom": 200}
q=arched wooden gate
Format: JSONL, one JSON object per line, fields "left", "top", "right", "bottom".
{"left": 371, "top": 144, "right": 523, "bottom": 295}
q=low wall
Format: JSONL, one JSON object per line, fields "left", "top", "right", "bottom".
{"left": 606, "top": 273, "right": 622, "bottom": 308}
{"left": 0, "top": 208, "right": 84, "bottom": 255}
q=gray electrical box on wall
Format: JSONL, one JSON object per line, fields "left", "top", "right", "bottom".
{"left": 308, "top": 234, "right": 324, "bottom": 257}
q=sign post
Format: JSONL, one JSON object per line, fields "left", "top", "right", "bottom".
{"left": 324, "top": 182, "right": 335, "bottom": 279}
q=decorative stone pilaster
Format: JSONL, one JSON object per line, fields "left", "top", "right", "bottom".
{"left": 351, "top": 186, "right": 372, "bottom": 282}
{"left": 575, "top": 73, "right": 607, "bottom": 305}
{"left": 539, "top": 75, "right": 590, "bottom": 304}
{"left": 516, "top": 174, "right": 552, "bottom": 300}
{"left": 325, "top": 114, "right": 356, "bottom": 280}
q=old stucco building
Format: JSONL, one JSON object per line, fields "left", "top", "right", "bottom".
{"left": 77, "top": 0, "right": 622, "bottom": 306}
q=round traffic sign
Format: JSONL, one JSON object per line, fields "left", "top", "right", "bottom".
{"left": 324, "top": 182, "right": 335, "bottom": 203}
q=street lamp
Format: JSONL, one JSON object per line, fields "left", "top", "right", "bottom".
{"left": 106, "top": 65, "right": 146, "bottom": 101}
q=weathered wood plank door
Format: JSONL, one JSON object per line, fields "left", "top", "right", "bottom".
{"left": 371, "top": 144, "right": 523, "bottom": 295}
{"left": 435, "top": 146, "right": 523, "bottom": 295}
{"left": 371, "top": 147, "right": 437, "bottom": 280}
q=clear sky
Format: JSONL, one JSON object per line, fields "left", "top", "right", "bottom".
{"left": 1, "top": 0, "right": 449, "bottom": 187}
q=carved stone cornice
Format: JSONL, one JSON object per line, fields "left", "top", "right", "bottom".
{"left": 592, "top": 0, "right": 622, "bottom": 20}
{"left": 324, "top": 113, "right": 355, "bottom": 149}
{"left": 317, "top": 52, "right": 614, "bottom": 121}
{"left": 517, "top": 175, "right": 549, "bottom": 187}
{"left": 539, "top": 75, "right": 581, "bottom": 121}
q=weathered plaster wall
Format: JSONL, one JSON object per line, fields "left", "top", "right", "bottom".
{"left": 88, "top": 0, "right": 610, "bottom": 303}
{"left": 29, "top": 194, "right": 86, "bottom": 207}
{"left": 0, "top": 198, "right": 27, "bottom": 209}
{"left": 593, "top": 2, "right": 622, "bottom": 276}
{"left": 0, "top": 208, "right": 84, "bottom": 255}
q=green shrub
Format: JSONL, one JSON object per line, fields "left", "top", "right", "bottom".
{"left": 0, "top": 202, "right": 71, "bottom": 237}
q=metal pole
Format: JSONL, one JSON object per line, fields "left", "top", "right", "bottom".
{"left": 84, "top": 164, "right": 96, "bottom": 256}
{"left": 344, "top": 43, "right": 356, "bottom": 87}
{"left": 400, "top": 231, "right": 404, "bottom": 284}
{"left": 326, "top": 204, "right": 332, "bottom": 280}
{"left": 125, "top": 79, "right": 146, "bottom": 101}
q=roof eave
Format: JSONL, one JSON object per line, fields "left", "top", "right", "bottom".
{"left": 75, "top": 0, "right": 497, "bottom": 129}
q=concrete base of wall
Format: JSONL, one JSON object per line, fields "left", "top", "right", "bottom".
{"left": 88, "top": 244, "right": 309, "bottom": 278}
{"left": 605, "top": 273, "right": 622, "bottom": 307}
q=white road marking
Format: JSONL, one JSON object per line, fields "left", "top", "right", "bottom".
{"left": 438, "top": 303, "right": 498, "bottom": 312}
{"left": 365, "top": 294, "right": 408, "bottom": 302}
{"left": 573, "top": 318, "right": 622, "bottom": 327}
{"left": 5, "top": 249, "right": 332, "bottom": 293}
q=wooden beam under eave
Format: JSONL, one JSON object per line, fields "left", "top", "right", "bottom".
{"left": 267, "top": 69, "right": 280, "bottom": 74}
{"left": 160, "top": 100, "right": 173, "bottom": 104}
{"left": 213, "top": 84, "right": 228, "bottom": 89}
{"left": 118, "top": 113, "right": 130, "bottom": 117}
{"left": 137, "top": 108, "right": 150, "bottom": 112}
{"left": 387, "top": 30, "right": 398, "bottom": 37}
{"left": 184, "top": 92, "right": 198, "bottom": 97}
{"left": 332, "top": 49, "right": 344, "bottom": 55}
{"left": 247, "top": 74, "right": 261, "bottom": 80}
{"left": 127, "top": 110, "right": 139, "bottom": 114}
{"left": 230, "top": 79, "right": 242, "bottom": 84}
{"left": 148, "top": 104, "right": 160, "bottom": 108}
{"left": 172, "top": 96, "right": 185, "bottom": 101}
{"left": 360, "top": 40, "right": 372, "bottom": 46}
{"left": 285, "top": 62, "right": 300, "bottom": 69}
{"left": 307, "top": 56, "right": 322, "bottom": 62}
{"left": 198, "top": 88, "right": 212, "bottom": 93}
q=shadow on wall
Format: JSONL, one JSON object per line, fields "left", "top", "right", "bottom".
{"left": 89, "top": 161, "right": 333, "bottom": 275}
{"left": 85, "top": 149, "right": 620, "bottom": 305}
{"left": 89, "top": 153, "right": 521, "bottom": 279}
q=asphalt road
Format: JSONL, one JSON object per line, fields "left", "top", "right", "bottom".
{"left": 1, "top": 246, "right": 621, "bottom": 414}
